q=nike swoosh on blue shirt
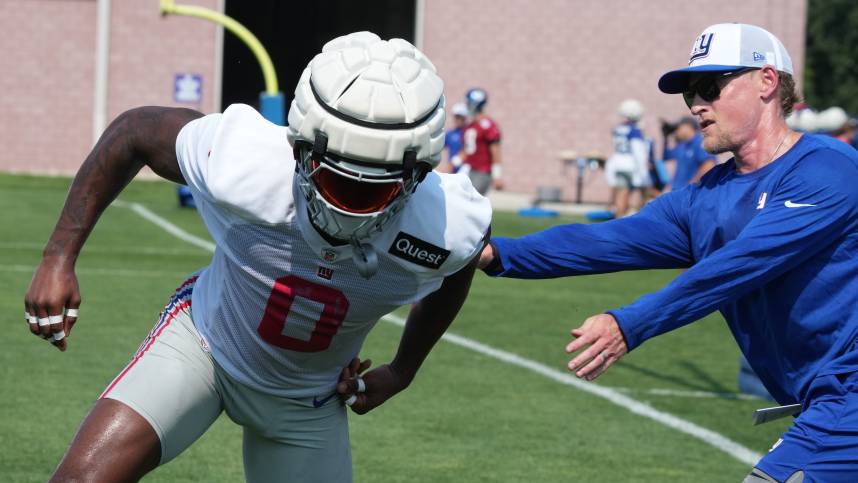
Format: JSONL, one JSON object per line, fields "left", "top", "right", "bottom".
{"left": 784, "top": 200, "right": 816, "bottom": 208}
{"left": 312, "top": 392, "right": 337, "bottom": 408}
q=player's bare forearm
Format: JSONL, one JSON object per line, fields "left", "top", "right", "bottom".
{"left": 489, "top": 143, "right": 502, "bottom": 167}
{"left": 389, "top": 257, "right": 479, "bottom": 384}
{"left": 25, "top": 107, "right": 202, "bottom": 350}
{"left": 44, "top": 107, "right": 202, "bottom": 262}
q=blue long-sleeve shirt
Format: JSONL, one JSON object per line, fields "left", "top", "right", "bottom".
{"left": 490, "top": 134, "right": 858, "bottom": 405}
{"left": 664, "top": 133, "right": 714, "bottom": 190}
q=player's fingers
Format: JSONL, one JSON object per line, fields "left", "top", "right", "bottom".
{"left": 339, "top": 364, "right": 353, "bottom": 383}
{"left": 48, "top": 314, "right": 64, "bottom": 340}
{"left": 346, "top": 393, "right": 370, "bottom": 415}
{"left": 337, "top": 376, "right": 356, "bottom": 396}
{"left": 336, "top": 376, "right": 363, "bottom": 396}
{"left": 35, "top": 306, "right": 53, "bottom": 339}
{"left": 348, "top": 357, "right": 361, "bottom": 374}
{"left": 51, "top": 337, "right": 68, "bottom": 352}
{"left": 566, "top": 329, "right": 596, "bottom": 353}
{"left": 64, "top": 306, "right": 80, "bottom": 338}
{"left": 583, "top": 352, "right": 614, "bottom": 381}
{"left": 24, "top": 303, "right": 39, "bottom": 335}
{"left": 356, "top": 359, "right": 372, "bottom": 374}
{"left": 567, "top": 342, "right": 606, "bottom": 374}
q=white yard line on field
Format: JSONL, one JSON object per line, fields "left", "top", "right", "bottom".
{"left": 0, "top": 241, "right": 207, "bottom": 257}
{"left": 1, "top": 264, "right": 189, "bottom": 278}
{"left": 112, "top": 200, "right": 216, "bottom": 252}
{"left": 610, "top": 387, "right": 762, "bottom": 401}
{"left": 118, "top": 200, "right": 763, "bottom": 467}
{"left": 382, "top": 313, "right": 761, "bottom": 466}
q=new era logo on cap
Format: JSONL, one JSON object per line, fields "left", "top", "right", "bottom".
{"left": 659, "top": 23, "right": 794, "bottom": 94}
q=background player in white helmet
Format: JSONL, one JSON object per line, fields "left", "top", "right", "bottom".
{"left": 605, "top": 99, "right": 650, "bottom": 217}
{"left": 24, "top": 31, "right": 491, "bottom": 482}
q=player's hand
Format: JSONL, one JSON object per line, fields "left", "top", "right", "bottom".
{"left": 477, "top": 242, "right": 496, "bottom": 270}
{"left": 24, "top": 258, "right": 81, "bottom": 352}
{"left": 565, "top": 313, "right": 628, "bottom": 381}
{"left": 336, "top": 358, "right": 410, "bottom": 415}
{"left": 493, "top": 178, "right": 504, "bottom": 190}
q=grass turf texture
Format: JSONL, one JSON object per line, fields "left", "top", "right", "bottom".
{"left": 0, "top": 173, "right": 791, "bottom": 481}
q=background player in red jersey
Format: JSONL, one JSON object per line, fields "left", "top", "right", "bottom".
{"left": 461, "top": 87, "right": 503, "bottom": 194}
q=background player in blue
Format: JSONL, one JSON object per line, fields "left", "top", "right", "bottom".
{"left": 662, "top": 116, "right": 715, "bottom": 191}
{"left": 443, "top": 102, "right": 468, "bottom": 173}
{"left": 479, "top": 23, "right": 858, "bottom": 482}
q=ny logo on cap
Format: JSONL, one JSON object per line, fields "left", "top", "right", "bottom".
{"left": 689, "top": 33, "right": 714, "bottom": 63}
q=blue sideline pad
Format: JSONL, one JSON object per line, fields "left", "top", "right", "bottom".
{"left": 586, "top": 210, "right": 615, "bottom": 222}
{"left": 518, "top": 207, "right": 559, "bottom": 218}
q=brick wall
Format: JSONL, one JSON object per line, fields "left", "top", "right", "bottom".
{"left": 0, "top": 0, "right": 807, "bottom": 200}
{"left": 1, "top": 0, "right": 97, "bottom": 175}
{"left": 0, "top": 0, "right": 218, "bottom": 175}
{"left": 422, "top": 0, "right": 807, "bottom": 202}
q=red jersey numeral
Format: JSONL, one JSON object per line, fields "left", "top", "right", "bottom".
{"left": 257, "top": 275, "right": 349, "bottom": 352}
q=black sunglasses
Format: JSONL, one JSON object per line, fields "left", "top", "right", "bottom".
{"left": 682, "top": 68, "right": 757, "bottom": 108}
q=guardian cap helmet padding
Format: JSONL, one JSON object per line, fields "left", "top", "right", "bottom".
{"left": 287, "top": 32, "right": 446, "bottom": 246}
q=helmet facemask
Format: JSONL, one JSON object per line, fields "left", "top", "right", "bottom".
{"left": 294, "top": 131, "right": 429, "bottom": 244}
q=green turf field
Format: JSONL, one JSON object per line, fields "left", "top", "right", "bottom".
{"left": 0, "top": 173, "right": 791, "bottom": 482}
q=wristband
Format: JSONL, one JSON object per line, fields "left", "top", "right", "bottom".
{"left": 491, "top": 164, "right": 502, "bottom": 179}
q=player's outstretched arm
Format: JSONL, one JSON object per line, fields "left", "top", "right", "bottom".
{"left": 24, "top": 107, "right": 203, "bottom": 351}
{"left": 337, "top": 257, "right": 479, "bottom": 414}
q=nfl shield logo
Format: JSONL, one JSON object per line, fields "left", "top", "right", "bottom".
{"left": 322, "top": 249, "right": 337, "bottom": 262}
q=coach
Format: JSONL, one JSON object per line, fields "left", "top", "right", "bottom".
{"left": 480, "top": 23, "right": 858, "bottom": 482}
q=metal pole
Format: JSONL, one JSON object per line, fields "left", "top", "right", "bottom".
{"left": 92, "top": 0, "right": 111, "bottom": 146}
{"left": 160, "top": 0, "right": 284, "bottom": 124}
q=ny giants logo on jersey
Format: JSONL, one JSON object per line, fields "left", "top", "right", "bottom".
{"left": 689, "top": 33, "right": 714, "bottom": 63}
{"left": 388, "top": 232, "right": 450, "bottom": 269}
{"left": 317, "top": 266, "right": 334, "bottom": 280}
{"left": 322, "top": 249, "right": 338, "bottom": 262}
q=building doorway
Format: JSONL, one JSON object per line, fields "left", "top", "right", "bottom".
{"left": 222, "top": 0, "right": 416, "bottom": 111}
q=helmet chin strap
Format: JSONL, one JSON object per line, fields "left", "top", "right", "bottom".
{"left": 349, "top": 238, "right": 378, "bottom": 278}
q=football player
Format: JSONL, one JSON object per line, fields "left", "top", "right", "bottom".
{"left": 24, "top": 32, "right": 491, "bottom": 482}
{"left": 461, "top": 88, "right": 503, "bottom": 194}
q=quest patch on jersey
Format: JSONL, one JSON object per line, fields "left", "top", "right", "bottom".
{"left": 388, "top": 232, "right": 450, "bottom": 269}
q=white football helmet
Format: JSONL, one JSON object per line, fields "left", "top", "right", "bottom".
{"left": 618, "top": 99, "right": 644, "bottom": 122}
{"left": 287, "top": 32, "right": 445, "bottom": 253}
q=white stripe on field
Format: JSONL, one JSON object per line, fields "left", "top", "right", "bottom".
{"left": 610, "top": 387, "right": 762, "bottom": 401}
{"left": 113, "top": 200, "right": 216, "bottom": 252}
{"left": 0, "top": 241, "right": 208, "bottom": 257}
{"left": 382, "top": 313, "right": 762, "bottom": 466}
{"left": 120, "top": 200, "right": 762, "bottom": 466}
{"left": 1, "top": 264, "right": 189, "bottom": 278}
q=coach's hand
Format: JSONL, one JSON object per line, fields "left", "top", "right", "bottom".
{"left": 336, "top": 357, "right": 410, "bottom": 415}
{"left": 565, "top": 313, "right": 628, "bottom": 381}
{"left": 24, "top": 258, "right": 81, "bottom": 352}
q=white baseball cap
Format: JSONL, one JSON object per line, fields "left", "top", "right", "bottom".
{"left": 658, "top": 23, "right": 794, "bottom": 94}
{"left": 451, "top": 102, "right": 469, "bottom": 117}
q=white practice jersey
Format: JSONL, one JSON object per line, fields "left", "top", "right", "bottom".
{"left": 175, "top": 104, "right": 492, "bottom": 398}
{"left": 605, "top": 123, "right": 651, "bottom": 188}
